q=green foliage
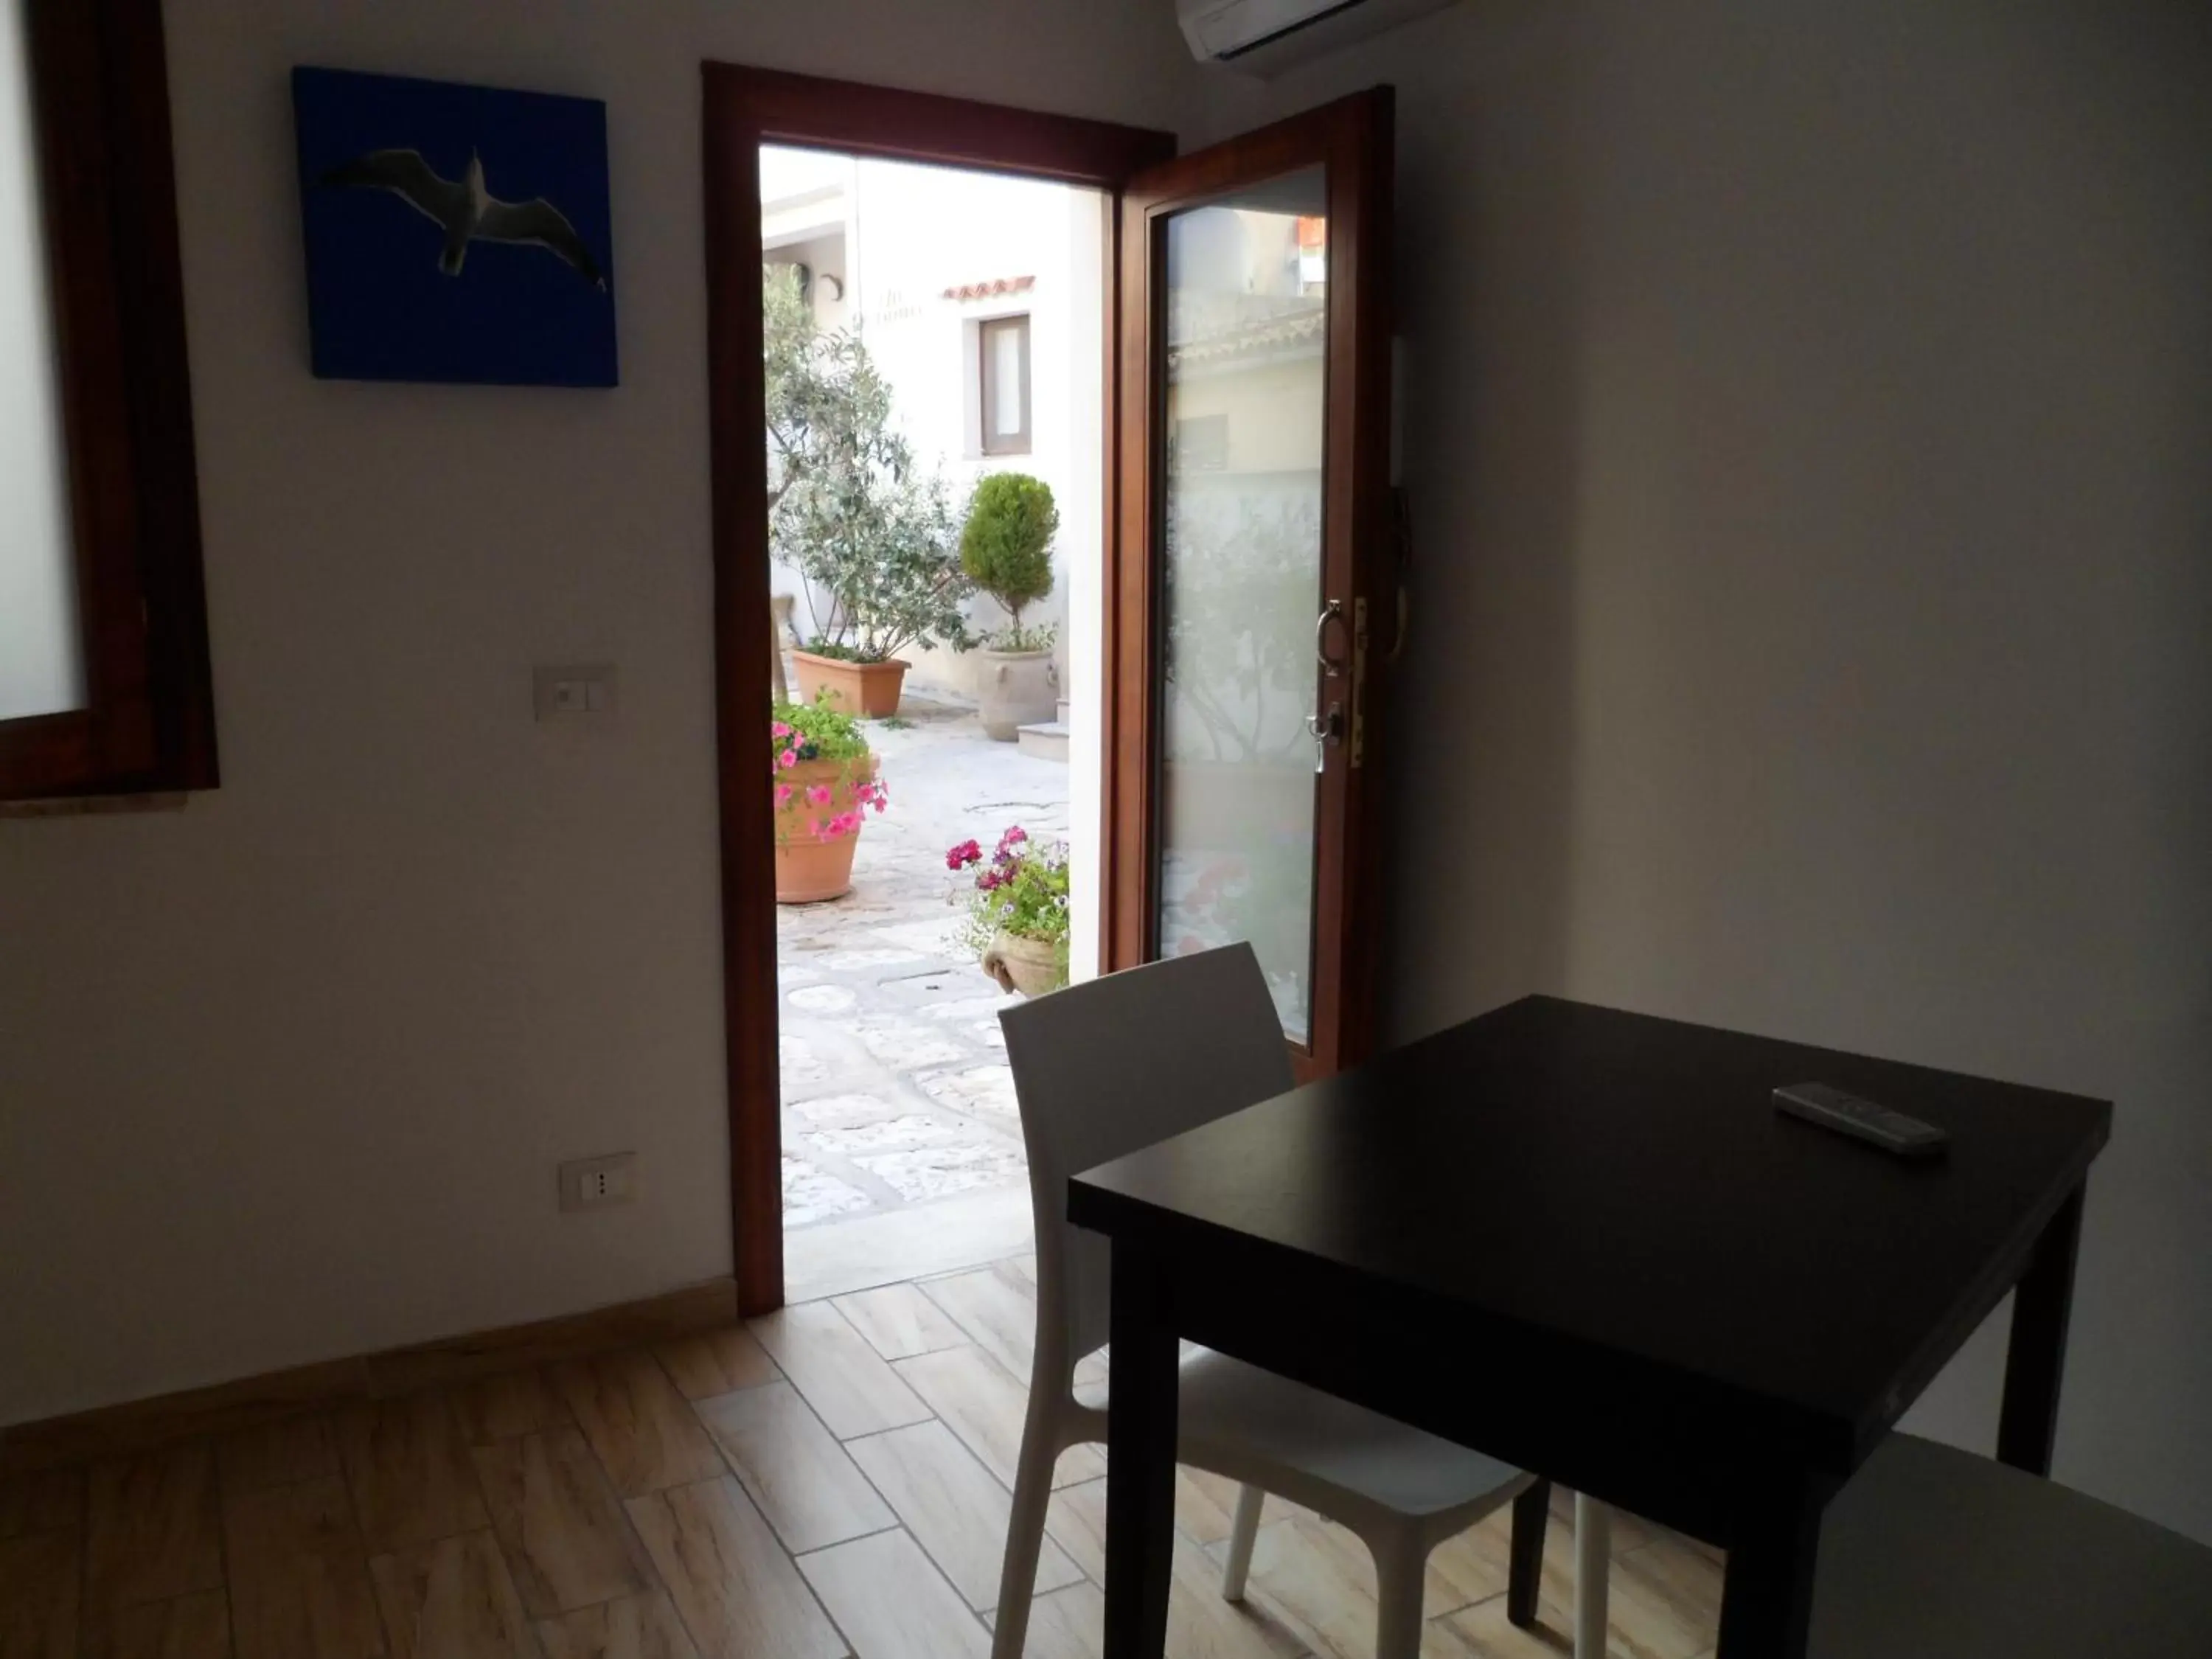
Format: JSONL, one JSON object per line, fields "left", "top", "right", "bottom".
{"left": 947, "top": 827, "right": 1070, "bottom": 959}
{"left": 771, "top": 692, "right": 870, "bottom": 767}
{"left": 981, "top": 847, "right": 1069, "bottom": 945}
{"left": 989, "top": 621, "right": 1057, "bottom": 655}
{"left": 765, "top": 268, "right": 974, "bottom": 662}
{"left": 770, "top": 693, "right": 883, "bottom": 847}
{"left": 959, "top": 472, "right": 1059, "bottom": 641}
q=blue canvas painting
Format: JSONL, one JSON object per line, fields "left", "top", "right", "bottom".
{"left": 293, "top": 66, "right": 617, "bottom": 386}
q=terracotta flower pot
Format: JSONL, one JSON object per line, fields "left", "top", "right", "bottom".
{"left": 791, "top": 650, "right": 908, "bottom": 717}
{"left": 773, "top": 754, "right": 877, "bottom": 904}
{"left": 981, "top": 929, "right": 1062, "bottom": 998}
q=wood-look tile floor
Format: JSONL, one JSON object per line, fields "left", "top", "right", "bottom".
{"left": 0, "top": 1253, "right": 1723, "bottom": 1659}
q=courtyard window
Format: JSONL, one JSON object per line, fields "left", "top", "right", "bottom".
{"left": 1, "top": 0, "right": 75, "bottom": 725}
{"left": 980, "top": 313, "right": 1032, "bottom": 455}
{"left": 0, "top": 0, "right": 216, "bottom": 801}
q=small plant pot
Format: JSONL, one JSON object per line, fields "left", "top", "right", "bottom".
{"left": 773, "top": 755, "right": 877, "bottom": 904}
{"left": 976, "top": 648, "right": 1058, "bottom": 741}
{"left": 981, "top": 929, "right": 1062, "bottom": 998}
{"left": 792, "top": 650, "right": 908, "bottom": 717}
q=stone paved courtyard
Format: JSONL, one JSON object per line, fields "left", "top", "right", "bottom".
{"left": 776, "top": 689, "right": 1068, "bottom": 1237}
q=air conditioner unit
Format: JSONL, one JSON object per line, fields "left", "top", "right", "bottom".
{"left": 1178, "top": 0, "right": 1457, "bottom": 76}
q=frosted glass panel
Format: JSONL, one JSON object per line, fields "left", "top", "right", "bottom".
{"left": 991, "top": 323, "right": 1023, "bottom": 437}
{"left": 0, "top": 0, "right": 82, "bottom": 720}
{"left": 1155, "top": 167, "right": 1327, "bottom": 1043}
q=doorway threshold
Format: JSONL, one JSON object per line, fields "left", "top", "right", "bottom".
{"left": 784, "top": 1183, "right": 1034, "bottom": 1304}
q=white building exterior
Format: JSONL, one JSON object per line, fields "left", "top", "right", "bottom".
{"left": 760, "top": 148, "right": 1105, "bottom": 702}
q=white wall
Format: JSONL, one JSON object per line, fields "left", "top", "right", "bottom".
{"left": 0, "top": 0, "right": 1200, "bottom": 1427}
{"left": 771, "top": 160, "right": 1101, "bottom": 696}
{"left": 765, "top": 232, "right": 852, "bottom": 332}
{"left": 1203, "top": 0, "right": 2212, "bottom": 1540}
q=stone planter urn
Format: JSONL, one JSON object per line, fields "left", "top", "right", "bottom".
{"left": 792, "top": 650, "right": 908, "bottom": 717}
{"left": 773, "top": 755, "right": 876, "bottom": 904}
{"left": 976, "top": 648, "right": 1057, "bottom": 741}
{"left": 981, "top": 929, "right": 1062, "bottom": 998}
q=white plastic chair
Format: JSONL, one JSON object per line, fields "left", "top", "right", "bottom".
{"left": 1806, "top": 1433, "right": 2212, "bottom": 1658}
{"left": 990, "top": 943, "right": 1560, "bottom": 1659}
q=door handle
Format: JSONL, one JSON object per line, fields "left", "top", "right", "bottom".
{"left": 1304, "top": 700, "right": 1343, "bottom": 773}
{"left": 1310, "top": 599, "right": 1349, "bottom": 772}
{"left": 1314, "top": 599, "right": 1347, "bottom": 678}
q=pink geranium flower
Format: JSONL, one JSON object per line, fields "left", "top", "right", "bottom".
{"left": 775, "top": 783, "right": 793, "bottom": 807}
{"left": 771, "top": 721, "right": 791, "bottom": 738}
{"left": 778, "top": 748, "right": 797, "bottom": 769}
{"left": 807, "top": 784, "right": 832, "bottom": 807}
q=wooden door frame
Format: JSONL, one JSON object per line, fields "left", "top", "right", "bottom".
{"left": 1109, "top": 89, "right": 1397, "bottom": 1078}
{"left": 701, "top": 63, "right": 1174, "bottom": 1314}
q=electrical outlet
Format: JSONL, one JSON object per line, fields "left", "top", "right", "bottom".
{"left": 558, "top": 1152, "right": 637, "bottom": 1212}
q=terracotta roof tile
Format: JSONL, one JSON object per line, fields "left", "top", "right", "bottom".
{"left": 940, "top": 274, "right": 1036, "bottom": 302}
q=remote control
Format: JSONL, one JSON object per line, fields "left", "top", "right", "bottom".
{"left": 1773, "top": 1082, "right": 1950, "bottom": 1158}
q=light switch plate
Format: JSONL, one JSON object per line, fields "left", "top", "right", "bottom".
{"left": 534, "top": 664, "right": 618, "bottom": 720}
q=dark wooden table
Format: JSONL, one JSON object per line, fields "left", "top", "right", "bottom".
{"left": 1068, "top": 996, "right": 2110, "bottom": 1659}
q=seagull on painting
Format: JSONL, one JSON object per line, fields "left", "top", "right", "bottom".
{"left": 321, "top": 148, "right": 606, "bottom": 291}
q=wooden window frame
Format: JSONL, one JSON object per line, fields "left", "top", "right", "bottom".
{"left": 978, "top": 312, "right": 1032, "bottom": 455}
{"left": 0, "top": 0, "right": 216, "bottom": 802}
{"left": 703, "top": 62, "right": 1172, "bottom": 1313}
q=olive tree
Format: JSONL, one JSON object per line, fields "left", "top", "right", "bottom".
{"left": 764, "top": 268, "right": 973, "bottom": 661}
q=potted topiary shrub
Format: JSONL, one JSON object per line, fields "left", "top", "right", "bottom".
{"left": 765, "top": 267, "right": 973, "bottom": 715}
{"left": 771, "top": 696, "right": 888, "bottom": 903}
{"left": 959, "top": 472, "right": 1060, "bottom": 740}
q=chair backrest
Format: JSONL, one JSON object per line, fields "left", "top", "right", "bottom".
{"left": 1000, "top": 942, "right": 1294, "bottom": 1381}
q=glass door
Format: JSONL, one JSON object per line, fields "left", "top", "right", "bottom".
{"left": 1107, "top": 90, "right": 1395, "bottom": 1077}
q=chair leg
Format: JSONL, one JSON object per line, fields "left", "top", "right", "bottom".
{"left": 1372, "top": 1529, "right": 1427, "bottom": 1659}
{"left": 990, "top": 1399, "right": 1063, "bottom": 1659}
{"left": 1219, "top": 1484, "right": 1265, "bottom": 1601}
{"left": 1573, "top": 1493, "right": 1612, "bottom": 1659}
{"left": 1507, "top": 1478, "right": 1551, "bottom": 1628}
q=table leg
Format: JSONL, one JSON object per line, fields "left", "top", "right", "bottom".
{"left": 1997, "top": 1180, "right": 2085, "bottom": 1476}
{"left": 1715, "top": 1475, "right": 1824, "bottom": 1659}
{"left": 1573, "top": 1495, "right": 1610, "bottom": 1659}
{"left": 1506, "top": 1479, "right": 1549, "bottom": 1627}
{"left": 1104, "top": 1245, "right": 1178, "bottom": 1659}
